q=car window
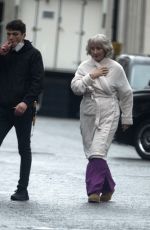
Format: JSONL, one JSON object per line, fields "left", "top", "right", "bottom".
{"left": 130, "top": 64, "right": 150, "bottom": 90}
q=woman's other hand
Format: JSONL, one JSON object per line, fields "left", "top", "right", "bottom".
{"left": 122, "top": 124, "right": 130, "bottom": 132}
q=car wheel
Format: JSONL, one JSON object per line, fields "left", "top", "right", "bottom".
{"left": 134, "top": 120, "right": 150, "bottom": 160}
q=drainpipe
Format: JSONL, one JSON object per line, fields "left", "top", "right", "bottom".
{"left": 112, "top": 0, "right": 121, "bottom": 58}
{"left": 32, "top": 0, "right": 40, "bottom": 46}
{"left": 76, "top": 0, "right": 87, "bottom": 66}
{"left": 14, "top": 0, "right": 20, "bottom": 19}
{"left": 0, "top": 1, "right": 4, "bottom": 43}
{"left": 53, "top": 0, "right": 62, "bottom": 69}
{"left": 112, "top": 0, "right": 119, "bottom": 41}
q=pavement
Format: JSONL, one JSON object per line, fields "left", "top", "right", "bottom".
{"left": 0, "top": 116, "right": 150, "bottom": 230}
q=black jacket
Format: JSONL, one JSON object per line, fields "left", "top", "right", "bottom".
{"left": 0, "top": 40, "right": 44, "bottom": 107}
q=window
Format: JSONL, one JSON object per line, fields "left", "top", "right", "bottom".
{"left": 130, "top": 64, "right": 150, "bottom": 90}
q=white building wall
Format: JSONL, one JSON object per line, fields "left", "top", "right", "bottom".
{"left": 117, "top": 0, "right": 126, "bottom": 49}
{"left": 1, "top": 0, "right": 149, "bottom": 62}
{"left": 143, "top": 0, "right": 150, "bottom": 54}
{"left": 105, "top": 0, "right": 113, "bottom": 40}
{"left": 19, "top": 0, "right": 59, "bottom": 69}
{"left": 1, "top": 0, "right": 16, "bottom": 41}
{"left": 118, "top": 0, "right": 146, "bottom": 55}
{"left": 56, "top": 0, "right": 106, "bottom": 69}
{"left": 1, "top": 0, "right": 111, "bottom": 70}
{"left": 15, "top": 0, "right": 109, "bottom": 70}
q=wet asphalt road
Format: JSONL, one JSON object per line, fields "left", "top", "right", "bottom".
{"left": 0, "top": 116, "right": 150, "bottom": 230}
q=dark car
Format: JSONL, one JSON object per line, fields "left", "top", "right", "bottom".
{"left": 115, "top": 54, "right": 150, "bottom": 160}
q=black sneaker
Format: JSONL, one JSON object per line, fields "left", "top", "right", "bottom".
{"left": 10, "top": 189, "right": 29, "bottom": 201}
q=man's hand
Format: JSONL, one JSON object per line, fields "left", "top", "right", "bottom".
{"left": 90, "top": 67, "right": 109, "bottom": 80}
{"left": 14, "top": 102, "right": 28, "bottom": 116}
{"left": 0, "top": 42, "right": 12, "bottom": 55}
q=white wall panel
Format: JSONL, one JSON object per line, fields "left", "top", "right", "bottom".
{"left": 18, "top": 0, "right": 107, "bottom": 70}
{"left": 19, "top": 0, "right": 58, "bottom": 69}
{"left": 143, "top": 0, "right": 150, "bottom": 54}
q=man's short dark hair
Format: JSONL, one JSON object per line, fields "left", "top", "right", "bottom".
{"left": 6, "top": 19, "right": 26, "bottom": 34}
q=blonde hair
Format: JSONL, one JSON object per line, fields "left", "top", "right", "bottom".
{"left": 86, "top": 34, "right": 113, "bottom": 58}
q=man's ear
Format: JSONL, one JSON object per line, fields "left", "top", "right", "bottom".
{"left": 23, "top": 33, "right": 26, "bottom": 39}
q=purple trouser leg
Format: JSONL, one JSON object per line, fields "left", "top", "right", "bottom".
{"left": 86, "top": 158, "right": 115, "bottom": 196}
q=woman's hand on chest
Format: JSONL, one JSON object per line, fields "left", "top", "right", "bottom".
{"left": 89, "top": 66, "right": 109, "bottom": 80}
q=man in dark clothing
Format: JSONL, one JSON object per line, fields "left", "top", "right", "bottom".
{"left": 0, "top": 20, "right": 44, "bottom": 201}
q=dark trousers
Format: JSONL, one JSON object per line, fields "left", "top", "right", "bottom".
{"left": 0, "top": 106, "right": 33, "bottom": 190}
{"left": 86, "top": 158, "right": 116, "bottom": 196}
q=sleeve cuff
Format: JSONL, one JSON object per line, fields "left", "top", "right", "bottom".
{"left": 121, "top": 117, "right": 133, "bottom": 125}
{"left": 82, "top": 74, "right": 94, "bottom": 86}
